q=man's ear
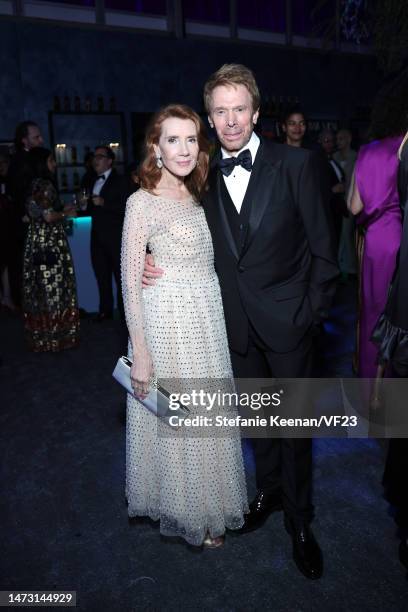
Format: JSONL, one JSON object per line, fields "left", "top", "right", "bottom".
{"left": 253, "top": 108, "right": 260, "bottom": 125}
{"left": 208, "top": 116, "right": 214, "bottom": 129}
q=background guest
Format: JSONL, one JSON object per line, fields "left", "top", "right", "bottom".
{"left": 6, "top": 121, "right": 44, "bottom": 308}
{"left": 318, "top": 128, "right": 347, "bottom": 249}
{"left": 348, "top": 78, "right": 407, "bottom": 378}
{"left": 371, "top": 131, "right": 408, "bottom": 575}
{"left": 23, "top": 147, "right": 79, "bottom": 351}
{"left": 334, "top": 128, "right": 358, "bottom": 277}
{"left": 0, "top": 150, "right": 15, "bottom": 311}
{"left": 87, "top": 145, "right": 133, "bottom": 321}
{"left": 281, "top": 107, "right": 307, "bottom": 148}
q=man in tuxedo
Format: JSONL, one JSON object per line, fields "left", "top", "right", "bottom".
{"left": 89, "top": 146, "right": 132, "bottom": 321}
{"left": 318, "top": 129, "right": 347, "bottom": 249}
{"left": 144, "top": 65, "right": 338, "bottom": 578}
{"left": 6, "top": 121, "right": 44, "bottom": 307}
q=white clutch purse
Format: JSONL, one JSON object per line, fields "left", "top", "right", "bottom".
{"left": 112, "top": 356, "right": 190, "bottom": 425}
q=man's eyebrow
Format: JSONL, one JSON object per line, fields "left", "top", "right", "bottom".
{"left": 213, "top": 104, "right": 247, "bottom": 111}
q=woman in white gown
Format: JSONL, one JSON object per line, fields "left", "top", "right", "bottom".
{"left": 121, "top": 104, "right": 248, "bottom": 547}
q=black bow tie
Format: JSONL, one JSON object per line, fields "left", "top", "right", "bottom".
{"left": 97, "top": 174, "right": 105, "bottom": 181}
{"left": 218, "top": 149, "right": 252, "bottom": 176}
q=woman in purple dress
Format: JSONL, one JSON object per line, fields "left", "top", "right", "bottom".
{"left": 349, "top": 135, "right": 403, "bottom": 377}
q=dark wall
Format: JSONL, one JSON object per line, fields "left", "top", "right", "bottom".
{"left": 0, "top": 18, "right": 381, "bottom": 150}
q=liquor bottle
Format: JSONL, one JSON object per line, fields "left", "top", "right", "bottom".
{"left": 73, "top": 170, "right": 80, "bottom": 189}
{"left": 270, "top": 96, "right": 277, "bottom": 117}
{"left": 53, "top": 95, "right": 61, "bottom": 112}
{"left": 109, "top": 96, "right": 116, "bottom": 112}
{"left": 61, "top": 170, "right": 68, "bottom": 190}
{"left": 85, "top": 96, "right": 92, "bottom": 112}
{"left": 263, "top": 95, "right": 270, "bottom": 117}
{"left": 278, "top": 95, "right": 285, "bottom": 117}
{"left": 71, "top": 145, "right": 77, "bottom": 164}
{"left": 74, "top": 95, "right": 81, "bottom": 112}
{"left": 97, "top": 95, "right": 104, "bottom": 112}
{"left": 63, "top": 94, "right": 71, "bottom": 112}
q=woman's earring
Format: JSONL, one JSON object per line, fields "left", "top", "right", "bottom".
{"left": 196, "top": 159, "right": 200, "bottom": 167}
{"left": 156, "top": 156, "right": 163, "bottom": 169}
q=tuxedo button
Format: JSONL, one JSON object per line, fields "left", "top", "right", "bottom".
{"left": 238, "top": 265, "right": 245, "bottom": 273}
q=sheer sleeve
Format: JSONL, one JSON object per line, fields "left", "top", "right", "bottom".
{"left": 121, "top": 191, "right": 155, "bottom": 356}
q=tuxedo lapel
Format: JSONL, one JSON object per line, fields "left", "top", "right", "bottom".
{"left": 208, "top": 156, "right": 239, "bottom": 260}
{"left": 242, "top": 146, "right": 281, "bottom": 257}
{"left": 207, "top": 141, "right": 281, "bottom": 260}
{"left": 100, "top": 170, "right": 114, "bottom": 197}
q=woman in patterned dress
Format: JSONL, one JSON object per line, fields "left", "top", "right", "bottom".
{"left": 121, "top": 105, "right": 248, "bottom": 548}
{"left": 23, "top": 147, "right": 79, "bottom": 351}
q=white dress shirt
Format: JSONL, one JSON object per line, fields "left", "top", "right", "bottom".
{"left": 92, "top": 167, "right": 112, "bottom": 196}
{"left": 221, "top": 131, "right": 260, "bottom": 213}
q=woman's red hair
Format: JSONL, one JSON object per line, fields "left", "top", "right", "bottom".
{"left": 138, "top": 104, "right": 210, "bottom": 202}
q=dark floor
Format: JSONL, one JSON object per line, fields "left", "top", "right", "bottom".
{"left": 1, "top": 280, "right": 407, "bottom": 611}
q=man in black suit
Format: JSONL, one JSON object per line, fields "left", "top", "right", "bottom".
{"left": 144, "top": 65, "right": 338, "bottom": 578}
{"left": 6, "top": 121, "right": 44, "bottom": 307}
{"left": 89, "top": 145, "right": 131, "bottom": 320}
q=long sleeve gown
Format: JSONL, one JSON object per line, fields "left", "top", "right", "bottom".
{"left": 121, "top": 189, "right": 248, "bottom": 546}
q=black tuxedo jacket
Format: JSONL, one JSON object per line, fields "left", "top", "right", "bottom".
{"left": 89, "top": 169, "right": 133, "bottom": 235}
{"left": 202, "top": 139, "right": 339, "bottom": 354}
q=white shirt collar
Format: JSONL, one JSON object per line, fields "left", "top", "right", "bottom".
{"left": 221, "top": 131, "right": 260, "bottom": 162}
{"left": 97, "top": 167, "right": 112, "bottom": 181}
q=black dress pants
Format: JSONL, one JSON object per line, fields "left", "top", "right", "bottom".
{"left": 230, "top": 326, "right": 314, "bottom": 525}
{"left": 90, "top": 228, "right": 123, "bottom": 318}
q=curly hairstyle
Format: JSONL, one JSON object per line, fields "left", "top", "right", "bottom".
{"left": 138, "top": 104, "right": 210, "bottom": 202}
{"left": 368, "top": 70, "right": 408, "bottom": 140}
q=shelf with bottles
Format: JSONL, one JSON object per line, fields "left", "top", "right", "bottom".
{"left": 54, "top": 143, "right": 125, "bottom": 165}
{"left": 52, "top": 94, "right": 117, "bottom": 114}
{"left": 48, "top": 109, "right": 128, "bottom": 175}
{"left": 51, "top": 111, "right": 121, "bottom": 116}
{"left": 58, "top": 166, "right": 83, "bottom": 193}
{"left": 56, "top": 161, "right": 126, "bottom": 168}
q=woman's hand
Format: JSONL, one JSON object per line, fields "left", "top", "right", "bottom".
{"left": 92, "top": 195, "right": 104, "bottom": 207}
{"left": 63, "top": 205, "right": 77, "bottom": 218}
{"left": 348, "top": 169, "right": 364, "bottom": 215}
{"left": 332, "top": 183, "right": 345, "bottom": 194}
{"left": 130, "top": 349, "right": 153, "bottom": 399}
{"left": 43, "top": 209, "right": 60, "bottom": 223}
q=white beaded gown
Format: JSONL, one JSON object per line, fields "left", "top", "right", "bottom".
{"left": 121, "top": 189, "right": 248, "bottom": 546}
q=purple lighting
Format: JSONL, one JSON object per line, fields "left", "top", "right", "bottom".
{"left": 182, "top": 0, "right": 230, "bottom": 24}
{"left": 238, "top": 0, "right": 286, "bottom": 32}
{"left": 292, "top": 0, "right": 336, "bottom": 36}
{"left": 104, "top": 0, "right": 166, "bottom": 14}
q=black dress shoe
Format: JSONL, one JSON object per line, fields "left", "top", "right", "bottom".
{"left": 399, "top": 539, "right": 408, "bottom": 570}
{"left": 236, "top": 489, "right": 282, "bottom": 534}
{"left": 284, "top": 515, "right": 323, "bottom": 580}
